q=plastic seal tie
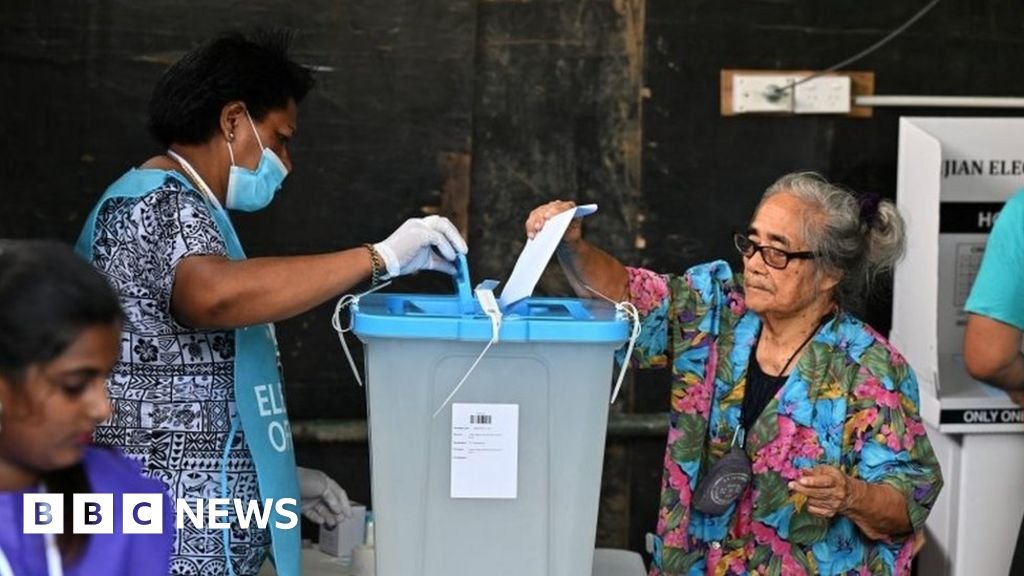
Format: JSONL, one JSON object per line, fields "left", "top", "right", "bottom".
{"left": 332, "top": 281, "right": 392, "bottom": 387}
{"left": 583, "top": 284, "right": 642, "bottom": 404}
{"left": 432, "top": 282, "right": 502, "bottom": 419}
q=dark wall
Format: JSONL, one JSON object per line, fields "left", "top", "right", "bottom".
{"left": 0, "top": 0, "right": 479, "bottom": 525}
{"left": 0, "top": 0, "right": 476, "bottom": 419}
{"left": 470, "top": 0, "right": 644, "bottom": 285}
{"left": 3, "top": 0, "right": 1024, "bottom": 559}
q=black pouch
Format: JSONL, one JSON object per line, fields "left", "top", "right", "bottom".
{"left": 692, "top": 444, "right": 752, "bottom": 516}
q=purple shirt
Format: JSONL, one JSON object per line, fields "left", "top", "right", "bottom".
{"left": 0, "top": 447, "right": 173, "bottom": 576}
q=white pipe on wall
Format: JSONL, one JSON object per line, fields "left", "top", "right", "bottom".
{"left": 855, "top": 95, "right": 1024, "bottom": 109}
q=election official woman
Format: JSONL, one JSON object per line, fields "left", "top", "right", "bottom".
{"left": 75, "top": 31, "right": 467, "bottom": 576}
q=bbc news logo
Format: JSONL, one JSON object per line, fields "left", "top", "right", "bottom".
{"left": 23, "top": 494, "right": 299, "bottom": 534}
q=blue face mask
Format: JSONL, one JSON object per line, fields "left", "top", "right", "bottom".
{"left": 225, "top": 110, "right": 289, "bottom": 212}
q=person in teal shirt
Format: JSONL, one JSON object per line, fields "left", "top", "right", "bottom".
{"left": 964, "top": 188, "right": 1024, "bottom": 406}
{"left": 963, "top": 187, "right": 1024, "bottom": 574}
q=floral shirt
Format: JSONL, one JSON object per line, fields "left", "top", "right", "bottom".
{"left": 630, "top": 261, "right": 942, "bottom": 576}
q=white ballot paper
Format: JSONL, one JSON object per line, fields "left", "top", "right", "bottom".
{"left": 498, "top": 203, "right": 597, "bottom": 308}
{"left": 450, "top": 402, "right": 519, "bottom": 499}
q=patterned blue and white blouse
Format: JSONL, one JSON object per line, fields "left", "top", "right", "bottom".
{"left": 84, "top": 171, "right": 269, "bottom": 576}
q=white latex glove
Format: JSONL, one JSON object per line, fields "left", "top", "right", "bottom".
{"left": 373, "top": 215, "right": 469, "bottom": 279}
{"left": 297, "top": 466, "right": 352, "bottom": 528}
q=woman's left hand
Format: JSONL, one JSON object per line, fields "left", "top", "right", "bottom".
{"left": 297, "top": 466, "right": 353, "bottom": 528}
{"left": 789, "top": 464, "right": 862, "bottom": 518}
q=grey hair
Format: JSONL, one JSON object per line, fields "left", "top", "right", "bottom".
{"left": 760, "top": 171, "right": 906, "bottom": 312}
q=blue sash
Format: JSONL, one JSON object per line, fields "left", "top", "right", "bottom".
{"left": 76, "top": 169, "right": 301, "bottom": 576}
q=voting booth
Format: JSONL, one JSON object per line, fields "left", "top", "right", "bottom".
{"left": 892, "top": 117, "right": 1024, "bottom": 575}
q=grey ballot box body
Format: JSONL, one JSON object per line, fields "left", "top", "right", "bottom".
{"left": 355, "top": 294, "right": 628, "bottom": 576}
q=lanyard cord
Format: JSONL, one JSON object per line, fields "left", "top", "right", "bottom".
{"left": 739, "top": 313, "right": 833, "bottom": 443}
{"left": 755, "top": 312, "right": 834, "bottom": 377}
{"left": 0, "top": 493, "right": 63, "bottom": 576}
{"left": 166, "top": 149, "right": 224, "bottom": 211}
{"left": 757, "top": 317, "right": 824, "bottom": 380}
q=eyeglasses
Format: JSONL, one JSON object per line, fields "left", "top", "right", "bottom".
{"left": 733, "top": 233, "right": 815, "bottom": 270}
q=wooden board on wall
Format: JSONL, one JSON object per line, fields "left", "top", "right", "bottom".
{"left": 720, "top": 68, "right": 875, "bottom": 118}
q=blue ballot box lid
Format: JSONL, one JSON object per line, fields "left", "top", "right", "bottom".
{"left": 351, "top": 254, "right": 630, "bottom": 343}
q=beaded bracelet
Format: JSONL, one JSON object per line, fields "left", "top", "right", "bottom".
{"left": 363, "top": 243, "right": 384, "bottom": 288}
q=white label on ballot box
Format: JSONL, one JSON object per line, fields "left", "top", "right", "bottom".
{"left": 450, "top": 403, "right": 519, "bottom": 499}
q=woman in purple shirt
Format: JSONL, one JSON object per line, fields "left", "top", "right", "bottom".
{"left": 0, "top": 240, "right": 173, "bottom": 576}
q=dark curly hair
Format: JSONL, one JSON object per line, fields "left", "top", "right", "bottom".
{"left": 147, "top": 29, "right": 316, "bottom": 148}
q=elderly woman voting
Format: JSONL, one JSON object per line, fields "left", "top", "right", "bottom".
{"left": 526, "top": 172, "right": 942, "bottom": 576}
